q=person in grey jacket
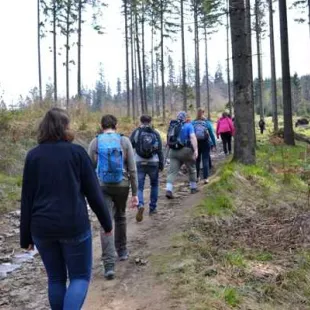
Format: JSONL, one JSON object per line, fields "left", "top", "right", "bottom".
{"left": 88, "top": 114, "right": 138, "bottom": 280}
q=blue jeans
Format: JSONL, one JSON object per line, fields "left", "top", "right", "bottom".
{"left": 137, "top": 162, "right": 159, "bottom": 212}
{"left": 33, "top": 230, "right": 92, "bottom": 310}
{"left": 196, "top": 140, "right": 211, "bottom": 179}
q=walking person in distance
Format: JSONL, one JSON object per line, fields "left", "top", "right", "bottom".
{"left": 130, "top": 115, "right": 164, "bottom": 222}
{"left": 20, "top": 108, "right": 112, "bottom": 310}
{"left": 88, "top": 114, "right": 138, "bottom": 280}
{"left": 165, "top": 111, "right": 199, "bottom": 199}
{"left": 259, "top": 118, "right": 266, "bottom": 135}
{"left": 192, "top": 108, "right": 216, "bottom": 184}
{"left": 216, "top": 112, "right": 235, "bottom": 156}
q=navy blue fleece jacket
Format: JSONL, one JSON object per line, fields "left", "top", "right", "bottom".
{"left": 20, "top": 140, "right": 112, "bottom": 249}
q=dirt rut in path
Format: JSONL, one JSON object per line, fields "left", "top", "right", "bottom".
{"left": 84, "top": 179, "right": 206, "bottom": 310}
{"left": 84, "top": 152, "right": 224, "bottom": 310}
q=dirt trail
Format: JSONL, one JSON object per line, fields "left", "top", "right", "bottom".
{"left": 0, "top": 151, "right": 224, "bottom": 310}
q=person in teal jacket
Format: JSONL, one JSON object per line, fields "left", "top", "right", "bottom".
{"left": 192, "top": 109, "right": 216, "bottom": 184}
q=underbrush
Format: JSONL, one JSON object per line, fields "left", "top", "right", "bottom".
{"left": 153, "top": 140, "right": 310, "bottom": 309}
{"left": 0, "top": 173, "right": 22, "bottom": 214}
{"left": 0, "top": 104, "right": 170, "bottom": 213}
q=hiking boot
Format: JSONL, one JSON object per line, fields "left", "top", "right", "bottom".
{"left": 166, "top": 190, "right": 174, "bottom": 199}
{"left": 118, "top": 250, "right": 129, "bottom": 261}
{"left": 104, "top": 265, "right": 115, "bottom": 280}
{"left": 203, "top": 179, "right": 209, "bottom": 185}
{"left": 136, "top": 206, "right": 145, "bottom": 223}
{"left": 149, "top": 209, "right": 158, "bottom": 216}
{"left": 190, "top": 188, "right": 200, "bottom": 195}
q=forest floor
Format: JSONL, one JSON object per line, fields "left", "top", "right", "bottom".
{"left": 0, "top": 106, "right": 310, "bottom": 309}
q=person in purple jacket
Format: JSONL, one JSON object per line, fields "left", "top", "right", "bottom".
{"left": 20, "top": 108, "right": 112, "bottom": 310}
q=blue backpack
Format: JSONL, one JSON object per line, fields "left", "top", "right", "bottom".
{"left": 193, "top": 120, "right": 210, "bottom": 141}
{"left": 97, "top": 133, "right": 124, "bottom": 184}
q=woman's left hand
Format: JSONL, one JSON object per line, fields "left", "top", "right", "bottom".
{"left": 27, "top": 244, "right": 34, "bottom": 251}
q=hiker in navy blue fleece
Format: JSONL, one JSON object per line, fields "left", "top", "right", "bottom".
{"left": 20, "top": 108, "right": 112, "bottom": 310}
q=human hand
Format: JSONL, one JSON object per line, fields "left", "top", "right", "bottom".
{"left": 193, "top": 150, "right": 198, "bottom": 160}
{"left": 130, "top": 196, "right": 139, "bottom": 209}
{"left": 103, "top": 231, "right": 113, "bottom": 237}
{"left": 27, "top": 244, "right": 34, "bottom": 251}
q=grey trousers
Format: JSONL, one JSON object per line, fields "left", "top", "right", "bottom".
{"left": 167, "top": 147, "right": 197, "bottom": 184}
{"left": 100, "top": 186, "right": 129, "bottom": 267}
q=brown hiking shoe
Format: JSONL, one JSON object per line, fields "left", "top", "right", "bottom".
{"left": 136, "top": 207, "right": 145, "bottom": 222}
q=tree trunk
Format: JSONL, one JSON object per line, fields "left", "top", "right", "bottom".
{"left": 255, "top": 0, "right": 264, "bottom": 119}
{"left": 268, "top": 0, "right": 278, "bottom": 131}
{"left": 194, "top": 2, "right": 201, "bottom": 109}
{"left": 134, "top": 21, "right": 139, "bottom": 115}
{"left": 279, "top": 0, "right": 295, "bottom": 145}
{"left": 204, "top": 26, "right": 210, "bottom": 119}
{"left": 142, "top": 2, "right": 148, "bottom": 113}
{"left": 37, "top": 0, "right": 43, "bottom": 103}
{"left": 125, "top": 0, "right": 131, "bottom": 117}
{"left": 130, "top": 9, "right": 136, "bottom": 120}
{"left": 160, "top": 0, "right": 166, "bottom": 121}
{"left": 66, "top": 0, "right": 71, "bottom": 110}
{"left": 181, "top": 0, "right": 187, "bottom": 111}
{"left": 156, "top": 53, "right": 160, "bottom": 116}
{"left": 134, "top": 9, "right": 145, "bottom": 114}
{"left": 308, "top": 0, "right": 310, "bottom": 41}
{"left": 53, "top": 0, "right": 57, "bottom": 103}
{"left": 151, "top": 18, "right": 155, "bottom": 117}
{"left": 246, "top": 0, "right": 256, "bottom": 146}
{"left": 230, "top": 0, "right": 256, "bottom": 164}
{"left": 77, "top": 0, "right": 82, "bottom": 99}
{"left": 226, "top": 0, "right": 232, "bottom": 116}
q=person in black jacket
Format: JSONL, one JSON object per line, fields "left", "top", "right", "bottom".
{"left": 20, "top": 108, "right": 112, "bottom": 310}
{"left": 259, "top": 118, "right": 266, "bottom": 134}
{"left": 130, "top": 115, "right": 164, "bottom": 222}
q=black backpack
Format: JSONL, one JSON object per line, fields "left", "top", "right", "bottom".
{"left": 135, "top": 126, "right": 159, "bottom": 159}
{"left": 167, "top": 120, "right": 184, "bottom": 150}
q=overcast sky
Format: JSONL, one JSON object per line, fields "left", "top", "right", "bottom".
{"left": 0, "top": 0, "right": 309, "bottom": 103}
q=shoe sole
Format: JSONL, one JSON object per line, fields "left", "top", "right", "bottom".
{"left": 105, "top": 273, "right": 115, "bottom": 280}
{"left": 136, "top": 207, "right": 145, "bottom": 222}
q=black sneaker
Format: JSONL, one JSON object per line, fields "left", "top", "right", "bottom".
{"left": 136, "top": 207, "right": 145, "bottom": 223}
{"left": 104, "top": 265, "right": 115, "bottom": 280}
{"left": 149, "top": 209, "right": 158, "bottom": 216}
{"left": 190, "top": 188, "right": 200, "bottom": 194}
{"left": 166, "top": 190, "right": 174, "bottom": 199}
{"left": 118, "top": 250, "right": 129, "bottom": 261}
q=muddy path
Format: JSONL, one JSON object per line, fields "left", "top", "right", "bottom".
{"left": 0, "top": 150, "right": 225, "bottom": 310}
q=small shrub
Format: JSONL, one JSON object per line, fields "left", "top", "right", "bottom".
{"left": 223, "top": 287, "right": 241, "bottom": 307}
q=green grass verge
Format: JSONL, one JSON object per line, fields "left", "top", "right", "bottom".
{"left": 152, "top": 139, "right": 310, "bottom": 309}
